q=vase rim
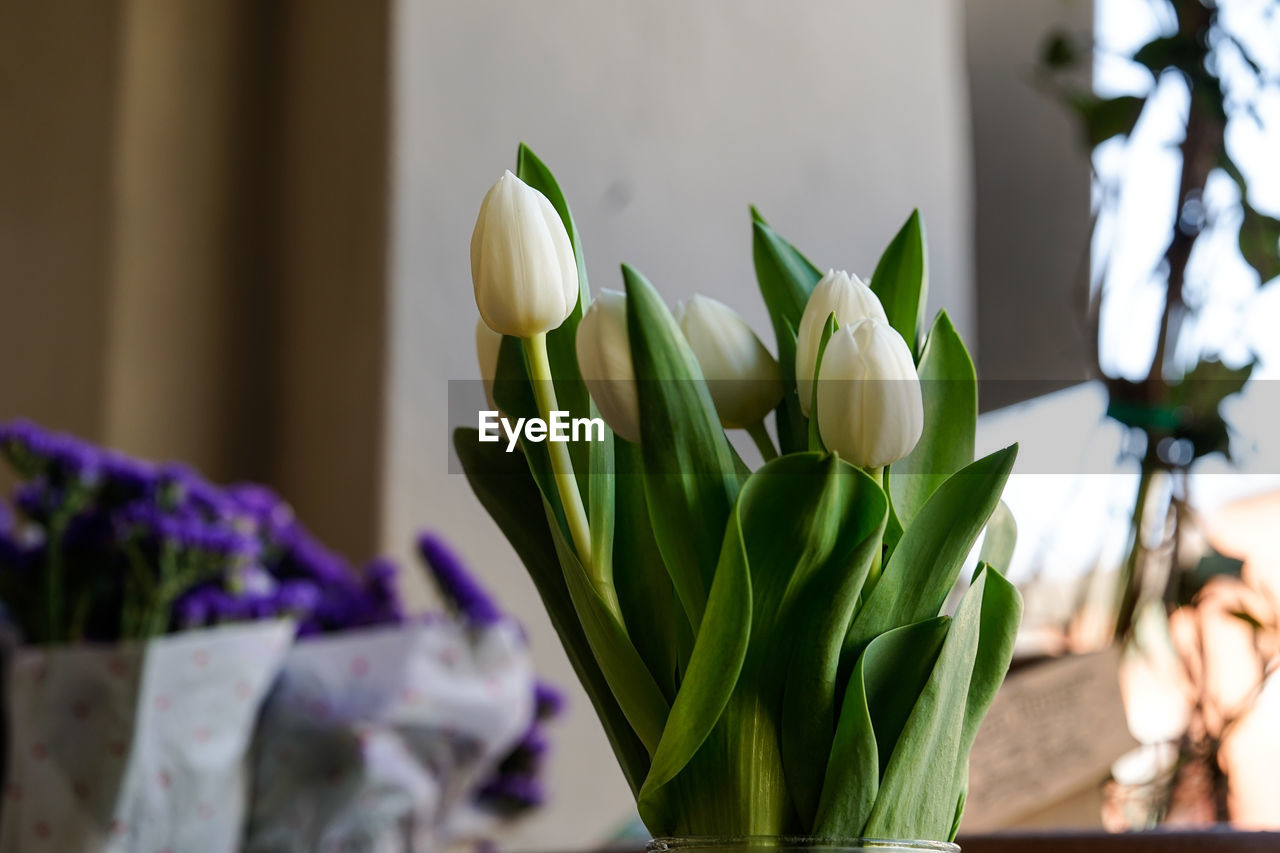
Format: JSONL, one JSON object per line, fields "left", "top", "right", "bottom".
{"left": 647, "top": 836, "right": 959, "bottom": 853}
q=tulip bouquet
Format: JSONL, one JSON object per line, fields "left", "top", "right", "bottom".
{"left": 456, "top": 145, "right": 1022, "bottom": 844}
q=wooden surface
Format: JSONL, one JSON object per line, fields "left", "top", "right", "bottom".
{"left": 590, "top": 833, "right": 1280, "bottom": 853}
{"left": 957, "top": 831, "right": 1280, "bottom": 852}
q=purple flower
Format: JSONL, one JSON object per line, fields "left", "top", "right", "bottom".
{"left": 157, "top": 463, "right": 237, "bottom": 519}
{"left": 98, "top": 451, "right": 160, "bottom": 505}
{"left": 0, "top": 531, "right": 39, "bottom": 572}
{"left": 363, "top": 557, "right": 405, "bottom": 624}
{"left": 0, "top": 419, "right": 102, "bottom": 487}
{"left": 174, "top": 585, "right": 251, "bottom": 628}
{"left": 475, "top": 774, "right": 546, "bottom": 811}
{"left": 417, "top": 532, "right": 503, "bottom": 627}
{"left": 274, "top": 579, "right": 321, "bottom": 615}
{"left": 226, "top": 483, "right": 294, "bottom": 537}
{"left": 13, "top": 480, "right": 57, "bottom": 521}
{"left": 174, "top": 588, "right": 214, "bottom": 628}
{"left": 495, "top": 727, "right": 550, "bottom": 777}
{"left": 534, "top": 680, "right": 565, "bottom": 720}
{"left": 275, "top": 525, "right": 355, "bottom": 588}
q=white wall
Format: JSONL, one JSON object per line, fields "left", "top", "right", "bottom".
{"left": 386, "top": 1, "right": 973, "bottom": 847}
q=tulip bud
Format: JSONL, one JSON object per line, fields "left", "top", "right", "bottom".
{"left": 816, "top": 317, "right": 923, "bottom": 468}
{"left": 575, "top": 290, "right": 641, "bottom": 443}
{"left": 471, "top": 171, "right": 579, "bottom": 337}
{"left": 673, "top": 295, "right": 782, "bottom": 429}
{"left": 476, "top": 317, "right": 503, "bottom": 410}
{"left": 796, "top": 270, "right": 887, "bottom": 415}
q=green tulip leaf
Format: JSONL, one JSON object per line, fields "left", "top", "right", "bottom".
{"left": 546, "top": 499, "right": 671, "bottom": 755}
{"left": 888, "top": 310, "right": 976, "bottom": 529}
{"left": 978, "top": 500, "right": 1017, "bottom": 575}
{"left": 869, "top": 210, "right": 928, "bottom": 357}
{"left": 843, "top": 445, "right": 1017, "bottom": 669}
{"left": 863, "top": 565, "right": 1022, "bottom": 840}
{"left": 813, "top": 639, "right": 878, "bottom": 837}
{"left": 638, "top": 500, "right": 752, "bottom": 827}
{"left": 642, "top": 453, "right": 885, "bottom": 836}
{"left": 807, "top": 313, "right": 839, "bottom": 452}
{"left": 589, "top": 416, "right": 618, "bottom": 605}
{"left": 454, "top": 427, "right": 650, "bottom": 793}
{"left": 949, "top": 787, "right": 968, "bottom": 843}
{"left": 775, "top": 454, "right": 887, "bottom": 824}
{"left": 816, "top": 615, "right": 950, "bottom": 835}
{"left": 777, "top": 314, "right": 807, "bottom": 457}
{"left": 625, "top": 264, "right": 742, "bottom": 631}
{"left": 751, "top": 213, "right": 822, "bottom": 454}
{"left": 615, "top": 441, "right": 688, "bottom": 700}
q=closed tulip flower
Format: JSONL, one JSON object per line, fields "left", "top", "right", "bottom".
{"left": 471, "top": 171, "right": 579, "bottom": 337}
{"left": 476, "top": 318, "right": 503, "bottom": 410}
{"left": 576, "top": 290, "right": 641, "bottom": 443}
{"left": 796, "top": 270, "right": 887, "bottom": 415}
{"left": 816, "top": 317, "right": 923, "bottom": 469}
{"left": 673, "top": 295, "right": 782, "bottom": 429}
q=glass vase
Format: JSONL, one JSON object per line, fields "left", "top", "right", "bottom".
{"left": 648, "top": 837, "right": 960, "bottom": 853}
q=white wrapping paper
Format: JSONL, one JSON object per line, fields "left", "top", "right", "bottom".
{"left": 0, "top": 620, "right": 294, "bottom": 852}
{"left": 245, "top": 619, "right": 534, "bottom": 852}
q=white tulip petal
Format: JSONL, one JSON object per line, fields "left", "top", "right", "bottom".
{"left": 796, "top": 270, "right": 887, "bottom": 415}
{"left": 576, "top": 290, "right": 641, "bottom": 443}
{"left": 471, "top": 171, "right": 579, "bottom": 337}
{"left": 675, "top": 295, "right": 782, "bottom": 428}
{"left": 816, "top": 317, "right": 922, "bottom": 468}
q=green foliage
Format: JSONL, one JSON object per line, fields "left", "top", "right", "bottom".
{"left": 889, "top": 310, "right": 977, "bottom": 529}
{"left": 1066, "top": 94, "right": 1147, "bottom": 148}
{"left": 625, "top": 264, "right": 742, "bottom": 631}
{"left": 870, "top": 210, "right": 928, "bottom": 357}
{"left": 454, "top": 427, "right": 652, "bottom": 793}
{"left": 1239, "top": 202, "right": 1280, "bottom": 284}
{"left": 1039, "top": 31, "right": 1081, "bottom": 70}
{"left": 1175, "top": 546, "right": 1246, "bottom": 608}
{"left": 863, "top": 566, "right": 1022, "bottom": 840}
{"left": 454, "top": 146, "right": 1023, "bottom": 842}
{"left": 806, "top": 313, "right": 839, "bottom": 453}
{"left": 751, "top": 211, "right": 823, "bottom": 454}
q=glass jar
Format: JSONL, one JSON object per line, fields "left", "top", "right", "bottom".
{"left": 648, "top": 837, "right": 960, "bottom": 853}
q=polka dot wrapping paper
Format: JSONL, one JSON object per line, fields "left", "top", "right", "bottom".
{"left": 0, "top": 620, "right": 294, "bottom": 852}
{"left": 244, "top": 619, "right": 534, "bottom": 852}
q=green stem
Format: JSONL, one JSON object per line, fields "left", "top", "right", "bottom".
{"left": 522, "top": 333, "right": 613, "bottom": 609}
{"left": 864, "top": 466, "right": 885, "bottom": 592}
{"left": 140, "top": 541, "right": 179, "bottom": 639}
{"left": 44, "top": 509, "right": 72, "bottom": 643}
{"left": 746, "top": 421, "right": 779, "bottom": 462}
{"left": 121, "top": 539, "right": 154, "bottom": 639}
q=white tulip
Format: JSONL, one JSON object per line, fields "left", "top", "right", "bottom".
{"left": 476, "top": 317, "right": 503, "bottom": 410}
{"left": 673, "top": 295, "right": 782, "bottom": 429}
{"left": 816, "top": 317, "right": 923, "bottom": 469}
{"left": 471, "top": 170, "right": 579, "bottom": 337}
{"left": 575, "top": 290, "right": 641, "bottom": 443}
{"left": 796, "top": 270, "right": 887, "bottom": 415}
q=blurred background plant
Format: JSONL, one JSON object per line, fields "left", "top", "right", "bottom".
{"left": 1036, "top": 0, "right": 1280, "bottom": 827}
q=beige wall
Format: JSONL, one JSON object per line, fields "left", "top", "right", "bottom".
{"left": 967, "top": 0, "right": 1095, "bottom": 409}
{"left": 0, "top": 0, "right": 120, "bottom": 441}
{"left": 0, "top": 0, "right": 390, "bottom": 560}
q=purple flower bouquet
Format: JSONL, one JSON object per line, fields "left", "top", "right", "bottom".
{"left": 0, "top": 420, "right": 558, "bottom": 851}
